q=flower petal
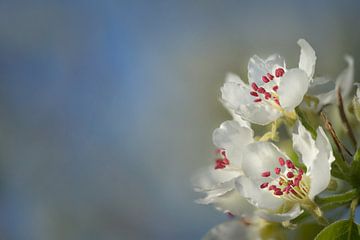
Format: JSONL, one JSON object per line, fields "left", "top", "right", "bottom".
{"left": 336, "top": 55, "right": 354, "bottom": 98}
{"left": 307, "top": 127, "right": 335, "bottom": 199}
{"left": 197, "top": 189, "right": 256, "bottom": 217}
{"left": 236, "top": 103, "right": 281, "bottom": 125}
{"left": 213, "top": 120, "right": 253, "bottom": 166}
{"left": 278, "top": 68, "right": 309, "bottom": 111}
{"left": 292, "top": 121, "right": 319, "bottom": 169}
{"left": 203, "top": 220, "right": 259, "bottom": 240}
{"left": 240, "top": 142, "right": 288, "bottom": 184}
{"left": 248, "top": 55, "right": 285, "bottom": 87}
{"left": 257, "top": 204, "right": 303, "bottom": 222}
{"left": 192, "top": 165, "right": 240, "bottom": 192}
{"left": 298, "top": 39, "right": 316, "bottom": 78}
{"left": 235, "top": 176, "right": 283, "bottom": 211}
{"left": 220, "top": 73, "right": 252, "bottom": 110}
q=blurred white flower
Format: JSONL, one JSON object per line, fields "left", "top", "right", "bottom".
{"left": 352, "top": 83, "right": 360, "bottom": 121}
{"left": 221, "top": 39, "right": 316, "bottom": 125}
{"left": 308, "top": 55, "right": 354, "bottom": 110}
{"left": 235, "top": 121, "right": 335, "bottom": 222}
{"left": 202, "top": 218, "right": 262, "bottom": 240}
{"left": 193, "top": 119, "right": 255, "bottom": 217}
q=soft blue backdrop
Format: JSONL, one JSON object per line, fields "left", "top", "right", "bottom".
{"left": 0, "top": 1, "right": 359, "bottom": 239}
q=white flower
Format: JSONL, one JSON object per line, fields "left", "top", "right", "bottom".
{"left": 235, "top": 121, "right": 335, "bottom": 222}
{"left": 221, "top": 39, "right": 316, "bottom": 125}
{"left": 202, "top": 218, "right": 262, "bottom": 240}
{"left": 307, "top": 55, "right": 354, "bottom": 110}
{"left": 352, "top": 83, "right": 360, "bottom": 121}
{"left": 193, "top": 119, "right": 255, "bottom": 217}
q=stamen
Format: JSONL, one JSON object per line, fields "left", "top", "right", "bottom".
{"left": 254, "top": 98, "right": 262, "bottom": 103}
{"left": 251, "top": 83, "right": 259, "bottom": 91}
{"left": 272, "top": 85, "right": 279, "bottom": 92}
{"left": 275, "top": 68, "right": 285, "bottom": 77}
{"left": 278, "top": 157, "right": 285, "bottom": 166}
{"left": 287, "top": 172, "right": 294, "bottom": 178}
{"left": 267, "top": 73, "right": 274, "bottom": 80}
{"left": 274, "top": 167, "right": 281, "bottom": 175}
{"left": 262, "top": 76, "right": 270, "bottom": 83}
{"left": 250, "top": 91, "right": 258, "bottom": 97}
{"left": 260, "top": 182, "right": 269, "bottom": 189}
{"left": 286, "top": 160, "right": 295, "bottom": 169}
{"left": 257, "top": 87, "right": 266, "bottom": 94}
{"left": 261, "top": 171, "right": 271, "bottom": 177}
{"left": 264, "top": 92, "right": 271, "bottom": 100}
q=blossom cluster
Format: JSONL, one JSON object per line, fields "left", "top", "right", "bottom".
{"left": 193, "top": 39, "right": 360, "bottom": 239}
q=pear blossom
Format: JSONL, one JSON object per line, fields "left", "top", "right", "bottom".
{"left": 193, "top": 119, "right": 255, "bottom": 217}
{"left": 307, "top": 55, "right": 354, "bottom": 110}
{"left": 221, "top": 39, "right": 316, "bottom": 125}
{"left": 235, "top": 121, "right": 335, "bottom": 222}
{"left": 203, "top": 218, "right": 262, "bottom": 240}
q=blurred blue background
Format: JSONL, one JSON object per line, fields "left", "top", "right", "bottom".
{"left": 0, "top": 0, "right": 360, "bottom": 239}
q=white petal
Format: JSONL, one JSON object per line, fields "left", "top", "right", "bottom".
{"left": 203, "top": 220, "right": 259, "bottom": 240}
{"left": 192, "top": 165, "right": 239, "bottom": 192}
{"left": 257, "top": 204, "right": 303, "bottom": 222}
{"left": 292, "top": 121, "right": 319, "bottom": 169}
{"left": 298, "top": 39, "right": 316, "bottom": 78}
{"left": 278, "top": 68, "right": 309, "bottom": 111}
{"left": 236, "top": 103, "right": 281, "bottom": 125}
{"left": 240, "top": 142, "right": 288, "bottom": 184}
{"left": 235, "top": 176, "right": 283, "bottom": 211}
{"left": 213, "top": 120, "right": 253, "bottom": 166}
{"left": 248, "top": 55, "right": 285, "bottom": 87}
{"left": 200, "top": 189, "right": 256, "bottom": 217}
{"left": 220, "top": 73, "right": 252, "bottom": 110}
{"left": 307, "top": 127, "right": 335, "bottom": 199}
{"left": 336, "top": 55, "right": 354, "bottom": 98}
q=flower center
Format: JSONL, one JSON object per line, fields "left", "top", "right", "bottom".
{"left": 249, "top": 68, "right": 285, "bottom": 106}
{"left": 259, "top": 157, "right": 310, "bottom": 202}
{"left": 214, "top": 149, "right": 230, "bottom": 169}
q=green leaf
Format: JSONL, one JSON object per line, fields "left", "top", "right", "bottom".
{"left": 295, "top": 107, "right": 317, "bottom": 138}
{"left": 350, "top": 149, "right": 360, "bottom": 187}
{"left": 315, "top": 220, "right": 360, "bottom": 240}
{"left": 315, "top": 189, "right": 358, "bottom": 206}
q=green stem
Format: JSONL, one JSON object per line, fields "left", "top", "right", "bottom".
{"left": 349, "top": 197, "right": 359, "bottom": 220}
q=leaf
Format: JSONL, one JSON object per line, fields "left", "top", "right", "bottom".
{"left": 295, "top": 107, "right": 317, "bottom": 138}
{"left": 350, "top": 149, "right": 360, "bottom": 187}
{"left": 315, "top": 220, "right": 360, "bottom": 240}
{"left": 315, "top": 189, "right": 358, "bottom": 206}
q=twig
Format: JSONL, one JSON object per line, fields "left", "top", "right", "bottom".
{"left": 337, "top": 87, "right": 357, "bottom": 149}
{"left": 320, "top": 112, "right": 353, "bottom": 161}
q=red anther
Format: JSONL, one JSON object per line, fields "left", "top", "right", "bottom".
{"left": 287, "top": 172, "right": 294, "bottom": 178}
{"left": 223, "top": 158, "right": 230, "bottom": 165}
{"left": 215, "top": 159, "right": 226, "bottom": 169}
{"left": 278, "top": 157, "right": 285, "bottom": 166}
{"left": 264, "top": 92, "right": 271, "bottom": 99}
{"left": 286, "top": 160, "right": 294, "bottom": 169}
{"left": 260, "top": 182, "right": 269, "bottom": 189}
{"left": 290, "top": 189, "right": 297, "bottom": 195}
{"left": 298, "top": 169, "right": 304, "bottom": 175}
{"left": 254, "top": 98, "right": 262, "bottom": 103}
{"left": 272, "top": 85, "right": 279, "bottom": 92}
{"left": 251, "top": 82, "right": 259, "bottom": 91}
{"left": 274, "top": 190, "right": 283, "bottom": 196}
{"left": 250, "top": 91, "right": 259, "bottom": 97}
{"left": 294, "top": 178, "right": 300, "bottom": 187}
{"left": 283, "top": 186, "right": 291, "bottom": 194}
{"left": 261, "top": 171, "right": 271, "bottom": 177}
{"left": 274, "top": 99, "right": 281, "bottom": 106}
{"left": 262, "top": 76, "right": 270, "bottom": 83}
{"left": 257, "top": 87, "right": 266, "bottom": 94}
{"left": 267, "top": 73, "right": 274, "bottom": 80}
{"left": 274, "top": 167, "right": 281, "bottom": 175}
{"left": 275, "top": 68, "right": 285, "bottom": 77}
{"left": 287, "top": 180, "right": 294, "bottom": 186}
{"left": 269, "top": 185, "right": 276, "bottom": 191}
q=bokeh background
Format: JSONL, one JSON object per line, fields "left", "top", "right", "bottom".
{"left": 0, "top": 0, "right": 360, "bottom": 239}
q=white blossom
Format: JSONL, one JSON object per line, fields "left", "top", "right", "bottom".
{"left": 235, "top": 121, "right": 335, "bottom": 222}
{"left": 221, "top": 39, "right": 316, "bottom": 125}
